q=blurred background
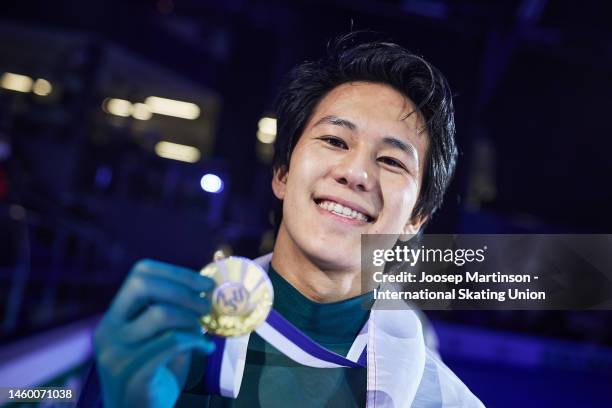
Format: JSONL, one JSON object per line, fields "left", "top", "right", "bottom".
{"left": 0, "top": 0, "right": 611, "bottom": 406}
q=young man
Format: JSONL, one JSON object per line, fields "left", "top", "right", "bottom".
{"left": 91, "top": 34, "right": 484, "bottom": 407}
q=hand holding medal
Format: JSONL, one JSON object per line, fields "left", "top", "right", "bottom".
{"left": 199, "top": 256, "right": 274, "bottom": 337}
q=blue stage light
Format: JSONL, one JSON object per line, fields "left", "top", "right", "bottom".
{"left": 200, "top": 173, "right": 223, "bottom": 193}
{"left": 95, "top": 166, "right": 113, "bottom": 188}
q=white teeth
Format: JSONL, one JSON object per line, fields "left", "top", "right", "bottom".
{"left": 317, "top": 200, "right": 369, "bottom": 222}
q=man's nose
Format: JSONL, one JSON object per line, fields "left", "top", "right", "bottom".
{"left": 331, "top": 150, "right": 375, "bottom": 192}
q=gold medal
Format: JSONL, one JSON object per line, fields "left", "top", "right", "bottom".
{"left": 199, "top": 256, "right": 274, "bottom": 337}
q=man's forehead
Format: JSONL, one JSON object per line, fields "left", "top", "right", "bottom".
{"left": 310, "top": 82, "right": 424, "bottom": 130}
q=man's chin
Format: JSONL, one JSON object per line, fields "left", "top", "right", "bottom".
{"left": 306, "top": 245, "right": 362, "bottom": 272}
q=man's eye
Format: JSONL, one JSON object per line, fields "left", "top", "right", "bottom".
{"left": 320, "top": 136, "right": 348, "bottom": 149}
{"left": 378, "top": 157, "right": 405, "bottom": 169}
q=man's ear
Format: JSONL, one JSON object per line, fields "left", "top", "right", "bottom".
{"left": 400, "top": 213, "right": 428, "bottom": 239}
{"left": 271, "top": 166, "right": 289, "bottom": 200}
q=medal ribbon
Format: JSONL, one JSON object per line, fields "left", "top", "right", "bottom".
{"left": 258, "top": 309, "right": 367, "bottom": 367}
{"left": 201, "top": 255, "right": 429, "bottom": 405}
{"left": 204, "top": 308, "right": 368, "bottom": 397}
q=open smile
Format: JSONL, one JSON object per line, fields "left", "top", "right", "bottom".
{"left": 313, "top": 197, "right": 375, "bottom": 223}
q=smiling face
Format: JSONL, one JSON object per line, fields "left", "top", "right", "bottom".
{"left": 272, "top": 82, "right": 429, "bottom": 272}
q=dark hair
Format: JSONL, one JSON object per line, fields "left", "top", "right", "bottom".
{"left": 272, "top": 32, "right": 457, "bottom": 227}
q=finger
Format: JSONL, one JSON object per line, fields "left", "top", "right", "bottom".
{"left": 125, "top": 331, "right": 216, "bottom": 378}
{"left": 109, "top": 274, "right": 212, "bottom": 322}
{"left": 132, "top": 259, "right": 215, "bottom": 292}
{"left": 120, "top": 304, "right": 202, "bottom": 345}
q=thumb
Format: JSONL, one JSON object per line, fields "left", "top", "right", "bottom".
{"left": 123, "top": 332, "right": 215, "bottom": 408}
{"left": 131, "top": 331, "right": 215, "bottom": 375}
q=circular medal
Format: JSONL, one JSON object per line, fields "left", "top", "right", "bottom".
{"left": 199, "top": 256, "right": 274, "bottom": 337}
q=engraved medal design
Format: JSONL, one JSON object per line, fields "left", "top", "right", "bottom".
{"left": 200, "top": 256, "right": 274, "bottom": 337}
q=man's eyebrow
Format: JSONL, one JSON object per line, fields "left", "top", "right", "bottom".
{"left": 382, "top": 136, "right": 418, "bottom": 160}
{"left": 313, "top": 115, "right": 357, "bottom": 131}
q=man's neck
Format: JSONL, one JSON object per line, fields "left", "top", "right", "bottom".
{"left": 270, "top": 227, "right": 362, "bottom": 303}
